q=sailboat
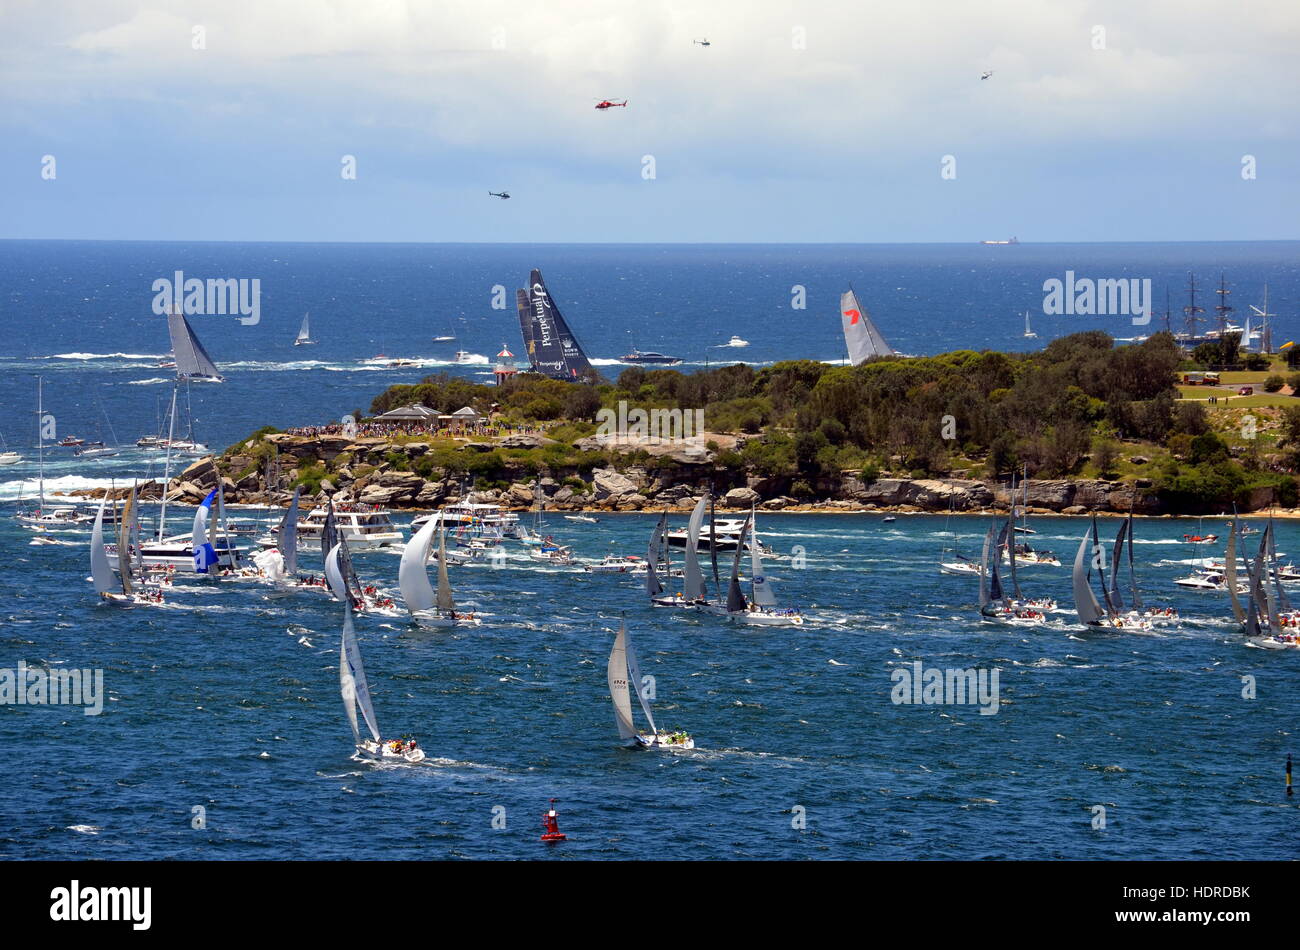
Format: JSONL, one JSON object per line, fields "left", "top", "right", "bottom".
{"left": 607, "top": 619, "right": 693, "bottom": 749}
{"left": 339, "top": 600, "right": 426, "bottom": 761}
{"left": 647, "top": 511, "right": 691, "bottom": 607}
{"left": 1110, "top": 508, "right": 1177, "bottom": 625}
{"left": 1239, "top": 518, "right": 1300, "bottom": 649}
{"left": 839, "top": 287, "right": 896, "bottom": 365}
{"left": 252, "top": 488, "right": 305, "bottom": 592}
{"left": 17, "top": 378, "right": 90, "bottom": 528}
{"left": 326, "top": 535, "right": 398, "bottom": 614}
{"left": 294, "top": 312, "right": 315, "bottom": 346}
{"left": 938, "top": 486, "right": 980, "bottom": 576}
{"left": 1071, "top": 516, "right": 1152, "bottom": 631}
{"left": 1023, "top": 310, "right": 1037, "bottom": 339}
{"left": 978, "top": 522, "right": 1047, "bottom": 625}
{"left": 399, "top": 514, "right": 480, "bottom": 627}
{"left": 514, "top": 269, "right": 594, "bottom": 381}
{"left": 167, "top": 308, "right": 224, "bottom": 383}
{"left": 1003, "top": 471, "right": 1058, "bottom": 565}
{"left": 725, "top": 512, "right": 803, "bottom": 625}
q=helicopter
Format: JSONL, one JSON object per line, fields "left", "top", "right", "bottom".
{"left": 980, "top": 70, "right": 994, "bottom": 80}
{"left": 594, "top": 98, "right": 627, "bottom": 110}
{"left": 489, "top": 191, "right": 510, "bottom": 200}
{"left": 694, "top": 38, "right": 710, "bottom": 46}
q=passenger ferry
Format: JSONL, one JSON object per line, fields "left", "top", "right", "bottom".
{"left": 107, "top": 534, "right": 248, "bottom": 573}
{"left": 412, "top": 501, "right": 519, "bottom": 534}
{"left": 297, "top": 504, "right": 405, "bottom": 550}
{"left": 665, "top": 516, "right": 773, "bottom": 554}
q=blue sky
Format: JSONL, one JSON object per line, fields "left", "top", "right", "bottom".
{"left": 2, "top": 0, "right": 1297, "bottom": 243}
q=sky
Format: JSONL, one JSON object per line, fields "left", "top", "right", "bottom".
{"left": 1, "top": 0, "right": 1297, "bottom": 243}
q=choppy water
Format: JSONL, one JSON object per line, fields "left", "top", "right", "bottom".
{"left": 1, "top": 240, "right": 1298, "bottom": 467}
{"left": 2, "top": 509, "right": 1294, "bottom": 860}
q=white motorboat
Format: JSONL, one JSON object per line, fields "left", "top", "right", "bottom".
{"left": 298, "top": 504, "right": 404, "bottom": 550}
{"left": 584, "top": 554, "right": 646, "bottom": 574}
{"left": 607, "top": 620, "right": 693, "bottom": 750}
{"left": 530, "top": 544, "right": 576, "bottom": 566}
{"left": 564, "top": 514, "right": 599, "bottom": 524}
{"left": 665, "top": 515, "right": 771, "bottom": 554}
{"left": 412, "top": 500, "right": 518, "bottom": 533}
{"left": 0, "top": 451, "right": 20, "bottom": 465}
{"left": 722, "top": 335, "right": 748, "bottom": 348}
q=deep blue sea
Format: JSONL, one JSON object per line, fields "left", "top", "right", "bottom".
{"left": 0, "top": 241, "right": 1297, "bottom": 860}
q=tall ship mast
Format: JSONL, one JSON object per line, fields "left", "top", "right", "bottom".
{"left": 1214, "top": 273, "right": 1233, "bottom": 336}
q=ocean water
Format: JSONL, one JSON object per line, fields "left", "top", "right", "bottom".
{"left": 0, "top": 508, "right": 1295, "bottom": 860}
{"left": 0, "top": 240, "right": 1298, "bottom": 476}
{"left": 0, "top": 241, "right": 1297, "bottom": 860}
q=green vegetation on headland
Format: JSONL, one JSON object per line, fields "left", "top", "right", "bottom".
{"left": 195, "top": 331, "right": 1300, "bottom": 514}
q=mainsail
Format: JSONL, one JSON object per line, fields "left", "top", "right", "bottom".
{"left": 515, "top": 289, "right": 534, "bottom": 361}
{"left": 436, "top": 524, "right": 454, "bottom": 612}
{"left": 839, "top": 288, "right": 895, "bottom": 365}
{"left": 89, "top": 499, "right": 114, "bottom": 595}
{"left": 607, "top": 621, "right": 638, "bottom": 742}
{"left": 517, "top": 269, "right": 592, "bottom": 380}
{"left": 1109, "top": 519, "right": 1128, "bottom": 613}
{"left": 166, "top": 310, "right": 223, "bottom": 381}
{"left": 750, "top": 511, "right": 776, "bottom": 607}
{"left": 339, "top": 601, "right": 381, "bottom": 745}
{"left": 646, "top": 513, "right": 666, "bottom": 598}
{"left": 727, "top": 516, "right": 751, "bottom": 612}
{"left": 117, "top": 490, "right": 134, "bottom": 596}
{"left": 683, "top": 496, "right": 707, "bottom": 601}
{"left": 296, "top": 312, "right": 312, "bottom": 344}
{"left": 321, "top": 499, "right": 338, "bottom": 561}
{"left": 276, "top": 488, "right": 300, "bottom": 577}
{"left": 624, "top": 627, "right": 657, "bottom": 734}
{"left": 1225, "top": 517, "right": 1245, "bottom": 624}
{"left": 1072, "top": 522, "right": 1105, "bottom": 624}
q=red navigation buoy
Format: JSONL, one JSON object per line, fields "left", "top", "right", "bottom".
{"left": 541, "top": 798, "right": 566, "bottom": 842}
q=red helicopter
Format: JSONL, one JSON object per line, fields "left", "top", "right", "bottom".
{"left": 594, "top": 98, "right": 627, "bottom": 110}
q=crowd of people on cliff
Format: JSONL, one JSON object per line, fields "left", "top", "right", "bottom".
{"left": 283, "top": 420, "right": 551, "bottom": 440}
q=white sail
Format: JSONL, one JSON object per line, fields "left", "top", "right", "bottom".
{"left": 1072, "top": 530, "right": 1104, "bottom": 625}
{"left": 398, "top": 514, "right": 439, "bottom": 613}
{"left": 252, "top": 548, "right": 286, "bottom": 582}
{"left": 625, "top": 631, "right": 657, "bottom": 735}
{"left": 117, "top": 490, "right": 134, "bottom": 596}
{"left": 750, "top": 512, "right": 776, "bottom": 607}
{"left": 339, "top": 601, "right": 381, "bottom": 744}
{"left": 325, "top": 543, "right": 349, "bottom": 602}
{"left": 89, "top": 499, "right": 114, "bottom": 594}
{"left": 683, "top": 496, "right": 707, "bottom": 601}
{"left": 296, "top": 312, "right": 312, "bottom": 343}
{"left": 436, "top": 525, "right": 454, "bottom": 612}
{"left": 606, "top": 621, "right": 637, "bottom": 741}
{"left": 276, "top": 488, "right": 299, "bottom": 577}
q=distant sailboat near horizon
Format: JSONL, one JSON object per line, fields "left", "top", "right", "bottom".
{"left": 840, "top": 288, "right": 896, "bottom": 365}
{"left": 1023, "top": 310, "right": 1038, "bottom": 339}
{"left": 607, "top": 619, "right": 693, "bottom": 749}
{"left": 294, "top": 312, "right": 315, "bottom": 346}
